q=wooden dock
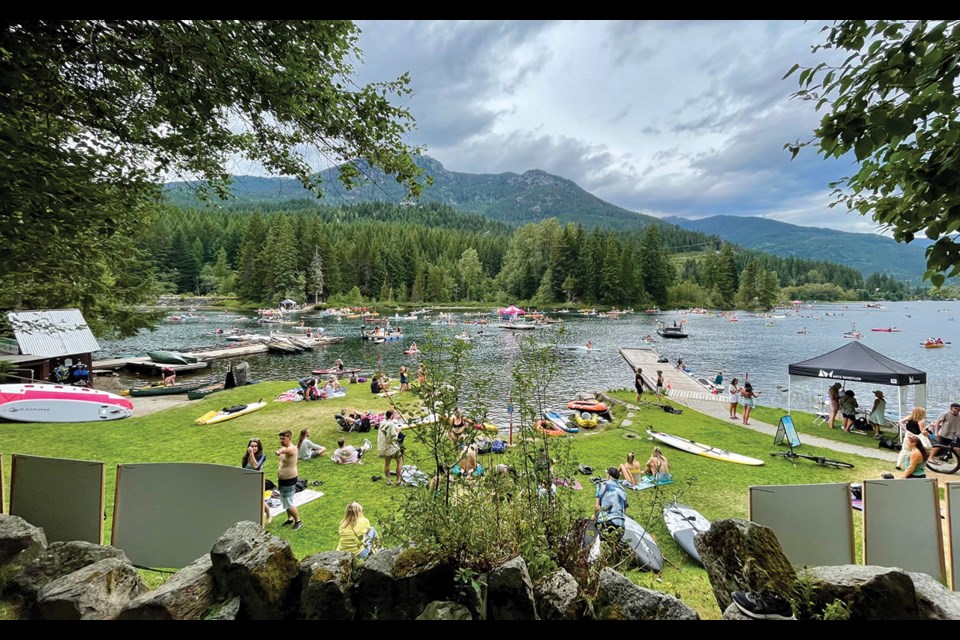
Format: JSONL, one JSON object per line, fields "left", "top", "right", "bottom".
{"left": 619, "top": 347, "right": 731, "bottom": 403}
{"left": 91, "top": 335, "right": 347, "bottom": 374}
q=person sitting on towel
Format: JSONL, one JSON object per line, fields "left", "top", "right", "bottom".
{"left": 618, "top": 452, "right": 643, "bottom": 488}
{"left": 298, "top": 377, "right": 319, "bottom": 401}
{"left": 643, "top": 447, "right": 670, "bottom": 478}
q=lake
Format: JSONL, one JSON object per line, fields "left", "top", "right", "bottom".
{"left": 98, "top": 300, "right": 958, "bottom": 423}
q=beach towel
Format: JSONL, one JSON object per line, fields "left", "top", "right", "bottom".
{"left": 267, "top": 489, "right": 324, "bottom": 518}
{"left": 628, "top": 473, "right": 673, "bottom": 491}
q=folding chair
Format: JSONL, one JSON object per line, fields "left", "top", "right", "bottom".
{"left": 812, "top": 399, "right": 829, "bottom": 427}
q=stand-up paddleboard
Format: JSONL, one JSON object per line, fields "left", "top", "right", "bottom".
{"left": 581, "top": 516, "right": 664, "bottom": 572}
{"left": 663, "top": 501, "right": 711, "bottom": 566}
{"left": 623, "top": 515, "right": 664, "bottom": 572}
{"left": 195, "top": 401, "right": 266, "bottom": 425}
{"left": 646, "top": 429, "right": 765, "bottom": 466}
{"left": 0, "top": 384, "right": 133, "bottom": 423}
{"left": 545, "top": 411, "right": 579, "bottom": 433}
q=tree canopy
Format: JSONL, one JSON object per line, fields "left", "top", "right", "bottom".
{"left": 788, "top": 20, "right": 960, "bottom": 286}
{"left": 0, "top": 20, "right": 425, "bottom": 335}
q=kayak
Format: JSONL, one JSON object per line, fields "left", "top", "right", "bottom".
{"left": 567, "top": 400, "right": 607, "bottom": 413}
{"left": 195, "top": 401, "right": 266, "bottom": 425}
{"left": 120, "top": 381, "right": 205, "bottom": 397}
{"left": 646, "top": 429, "right": 764, "bottom": 466}
{"left": 535, "top": 420, "right": 566, "bottom": 437}
{"left": 871, "top": 328, "right": 900, "bottom": 332}
{"left": 545, "top": 411, "right": 579, "bottom": 434}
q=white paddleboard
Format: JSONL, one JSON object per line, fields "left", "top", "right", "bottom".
{"left": 646, "top": 429, "right": 764, "bottom": 466}
{"left": 0, "top": 384, "right": 134, "bottom": 423}
{"left": 663, "top": 501, "right": 711, "bottom": 566}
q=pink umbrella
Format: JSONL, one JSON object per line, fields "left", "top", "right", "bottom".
{"left": 499, "top": 305, "right": 525, "bottom": 315}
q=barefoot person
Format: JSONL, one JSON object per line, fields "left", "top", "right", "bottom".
{"left": 275, "top": 430, "right": 303, "bottom": 530}
{"left": 728, "top": 377, "right": 741, "bottom": 420}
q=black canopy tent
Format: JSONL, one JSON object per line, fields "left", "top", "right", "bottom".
{"left": 787, "top": 341, "right": 927, "bottom": 421}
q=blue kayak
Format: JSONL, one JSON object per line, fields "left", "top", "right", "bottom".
{"left": 545, "top": 410, "right": 579, "bottom": 433}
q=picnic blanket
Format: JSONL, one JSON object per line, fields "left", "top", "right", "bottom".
{"left": 625, "top": 473, "right": 673, "bottom": 492}
{"left": 267, "top": 489, "right": 324, "bottom": 518}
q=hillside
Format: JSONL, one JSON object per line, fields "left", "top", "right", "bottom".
{"left": 664, "top": 215, "right": 929, "bottom": 282}
{"left": 165, "top": 155, "right": 660, "bottom": 231}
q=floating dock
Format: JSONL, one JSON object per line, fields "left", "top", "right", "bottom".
{"left": 618, "top": 347, "right": 731, "bottom": 403}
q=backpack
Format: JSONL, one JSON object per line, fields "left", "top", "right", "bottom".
{"left": 491, "top": 439, "right": 507, "bottom": 454}
{"left": 879, "top": 437, "right": 899, "bottom": 451}
{"left": 662, "top": 404, "right": 683, "bottom": 414}
{"left": 358, "top": 416, "right": 372, "bottom": 432}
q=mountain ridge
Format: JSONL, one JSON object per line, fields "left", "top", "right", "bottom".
{"left": 164, "top": 155, "right": 927, "bottom": 281}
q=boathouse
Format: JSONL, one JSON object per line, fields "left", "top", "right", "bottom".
{"left": 0, "top": 309, "right": 100, "bottom": 384}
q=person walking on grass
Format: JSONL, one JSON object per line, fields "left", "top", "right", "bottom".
{"left": 634, "top": 368, "right": 648, "bottom": 403}
{"left": 377, "top": 409, "right": 404, "bottom": 486}
{"left": 275, "top": 430, "right": 303, "bottom": 530}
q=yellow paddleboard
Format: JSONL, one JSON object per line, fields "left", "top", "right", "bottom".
{"left": 196, "top": 401, "right": 267, "bottom": 425}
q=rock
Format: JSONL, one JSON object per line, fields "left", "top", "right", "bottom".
{"left": 352, "top": 546, "right": 402, "bottom": 620}
{"left": 800, "top": 565, "right": 960, "bottom": 620}
{"left": 204, "top": 596, "right": 241, "bottom": 620}
{"left": 721, "top": 601, "right": 754, "bottom": 620}
{"left": 117, "top": 554, "right": 215, "bottom": 620}
{"left": 0, "top": 515, "right": 46, "bottom": 569}
{"left": 694, "top": 518, "right": 796, "bottom": 612}
{"left": 621, "top": 420, "right": 633, "bottom": 427}
{"left": 297, "top": 551, "right": 355, "bottom": 620}
{"left": 594, "top": 568, "right": 699, "bottom": 620}
{"left": 908, "top": 571, "right": 960, "bottom": 620}
{"left": 8, "top": 540, "right": 129, "bottom": 606}
{"left": 534, "top": 568, "right": 581, "bottom": 620}
{"left": 353, "top": 546, "right": 461, "bottom": 620}
{"left": 416, "top": 600, "right": 473, "bottom": 620}
{"left": 209, "top": 521, "right": 300, "bottom": 620}
{"left": 36, "top": 557, "right": 147, "bottom": 620}
{"left": 487, "top": 556, "right": 538, "bottom": 620}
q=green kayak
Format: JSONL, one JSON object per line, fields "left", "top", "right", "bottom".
{"left": 121, "top": 382, "right": 206, "bottom": 397}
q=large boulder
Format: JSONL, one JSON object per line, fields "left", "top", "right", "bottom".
{"left": 7, "top": 540, "right": 129, "bottom": 606}
{"left": 534, "top": 568, "right": 582, "bottom": 620}
{"left": 297, "top": 551, "right": 355, "bottom": 620}
{"left": 117, "top": 554, "right": 216, "bottom": 620}
{"left": 0, "top": 515, "right": 46, "bottom": 570}
{"left": 487, "top": 556, "right": 538, "bottom": 620}
{"left": 209, "top": 521, "right": 300, "bottom": 620}
{"left": 694, "top": 518, "right": 797, "bottom": 612}
{"left": 35, "top": 557, "right": 147, "bottom": 620}
{"left": 797, "top": 565, "right": 960, "bottom": 620}
{"left": 352, "top": 547, "right": 461, "bottom": 620}
{"left": 594, "top": 568, "right": 699, "bottom": 620}
{"left": 416, "top": 600, "right": 473, "bottom": 620}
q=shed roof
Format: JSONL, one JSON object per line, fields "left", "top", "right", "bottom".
{"left": 6, "top": 309, "right": 100, "bottom": 357}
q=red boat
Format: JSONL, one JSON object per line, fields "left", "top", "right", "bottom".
{"left": 567, "top": 400, "right": 607, "bottom": 413}
{"left": 871, "top": 327, "right": 900, "bottom": 332}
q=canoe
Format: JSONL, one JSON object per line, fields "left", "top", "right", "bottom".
{"left": 871, "top": 328, "right": 900, "bottom": 332}
{"left": 121, "top": 381, "right": 205, "bottom": 397}
{"left": 195, "top": 400, "right": 267, "bottom": 425}
{"left": 663, "top": 501, "right": 711, "bottom": 567}
{"left": 147, "top": 350, "right": 198, "bottom": 365}
{"left": 646, "top": 429, "right": 765, "bottom": 466}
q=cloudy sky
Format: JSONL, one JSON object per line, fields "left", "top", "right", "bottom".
{"left": 345, "top": 20, "right": 879, "bottom": 234}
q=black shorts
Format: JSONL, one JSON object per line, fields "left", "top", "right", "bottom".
{"left": 842, "top": 413, "right": 855, "bottom": 420}
{"left": 278, "top": 477, "right": 298, "bottom": 488}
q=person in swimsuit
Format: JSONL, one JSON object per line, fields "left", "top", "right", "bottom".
{"left": 618, "top": 452, "right": 643, "bottom": 487}
{"left": 655, "top": 370, "right": 664, "bottom": 406}
{"left": 399, "top": 366, "right": 410, "bottom": 393}
{"left": 448, "top": 409, "right": 467, "bottom": 444}
{"left": 728, "top": 377, "right": 741, "bottom": 419}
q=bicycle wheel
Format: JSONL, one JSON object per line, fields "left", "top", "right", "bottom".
{"left": 925, "top": 448, "right": 960, "bottom": 474}
{"left": 796, "top": 453, "right": 854, "bottom": 469}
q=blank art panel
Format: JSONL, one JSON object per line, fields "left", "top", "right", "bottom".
{"left": 863, "top": 478, "right": 944, "bottom": 584}
{"left": 9, "top": 454, "right": 105, "bottom": 544}
{"left": 946, "top": 482, "right": 960, "bottom": 590}
{"left": 749, "top": 483, "right": 855, "bottom": 567}
{"left": 111, "top": 463, "right": 264, "bottom": 569}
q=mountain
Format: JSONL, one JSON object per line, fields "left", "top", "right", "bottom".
{"left": 663, "top": 215, "right": 929, "bottom": 282}
{"left": 165, "top": 155, "right": 660, "bottom": 231}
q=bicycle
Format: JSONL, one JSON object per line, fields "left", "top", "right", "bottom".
{"left": 926, "top": 435, "right": 960, "bottom": 474}
{"left": 769, "top": 448, "right": 855, "bottom": 469}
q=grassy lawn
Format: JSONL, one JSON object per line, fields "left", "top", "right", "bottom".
{"left": 0, "top": 381, "right": 892, "bottom": 619}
